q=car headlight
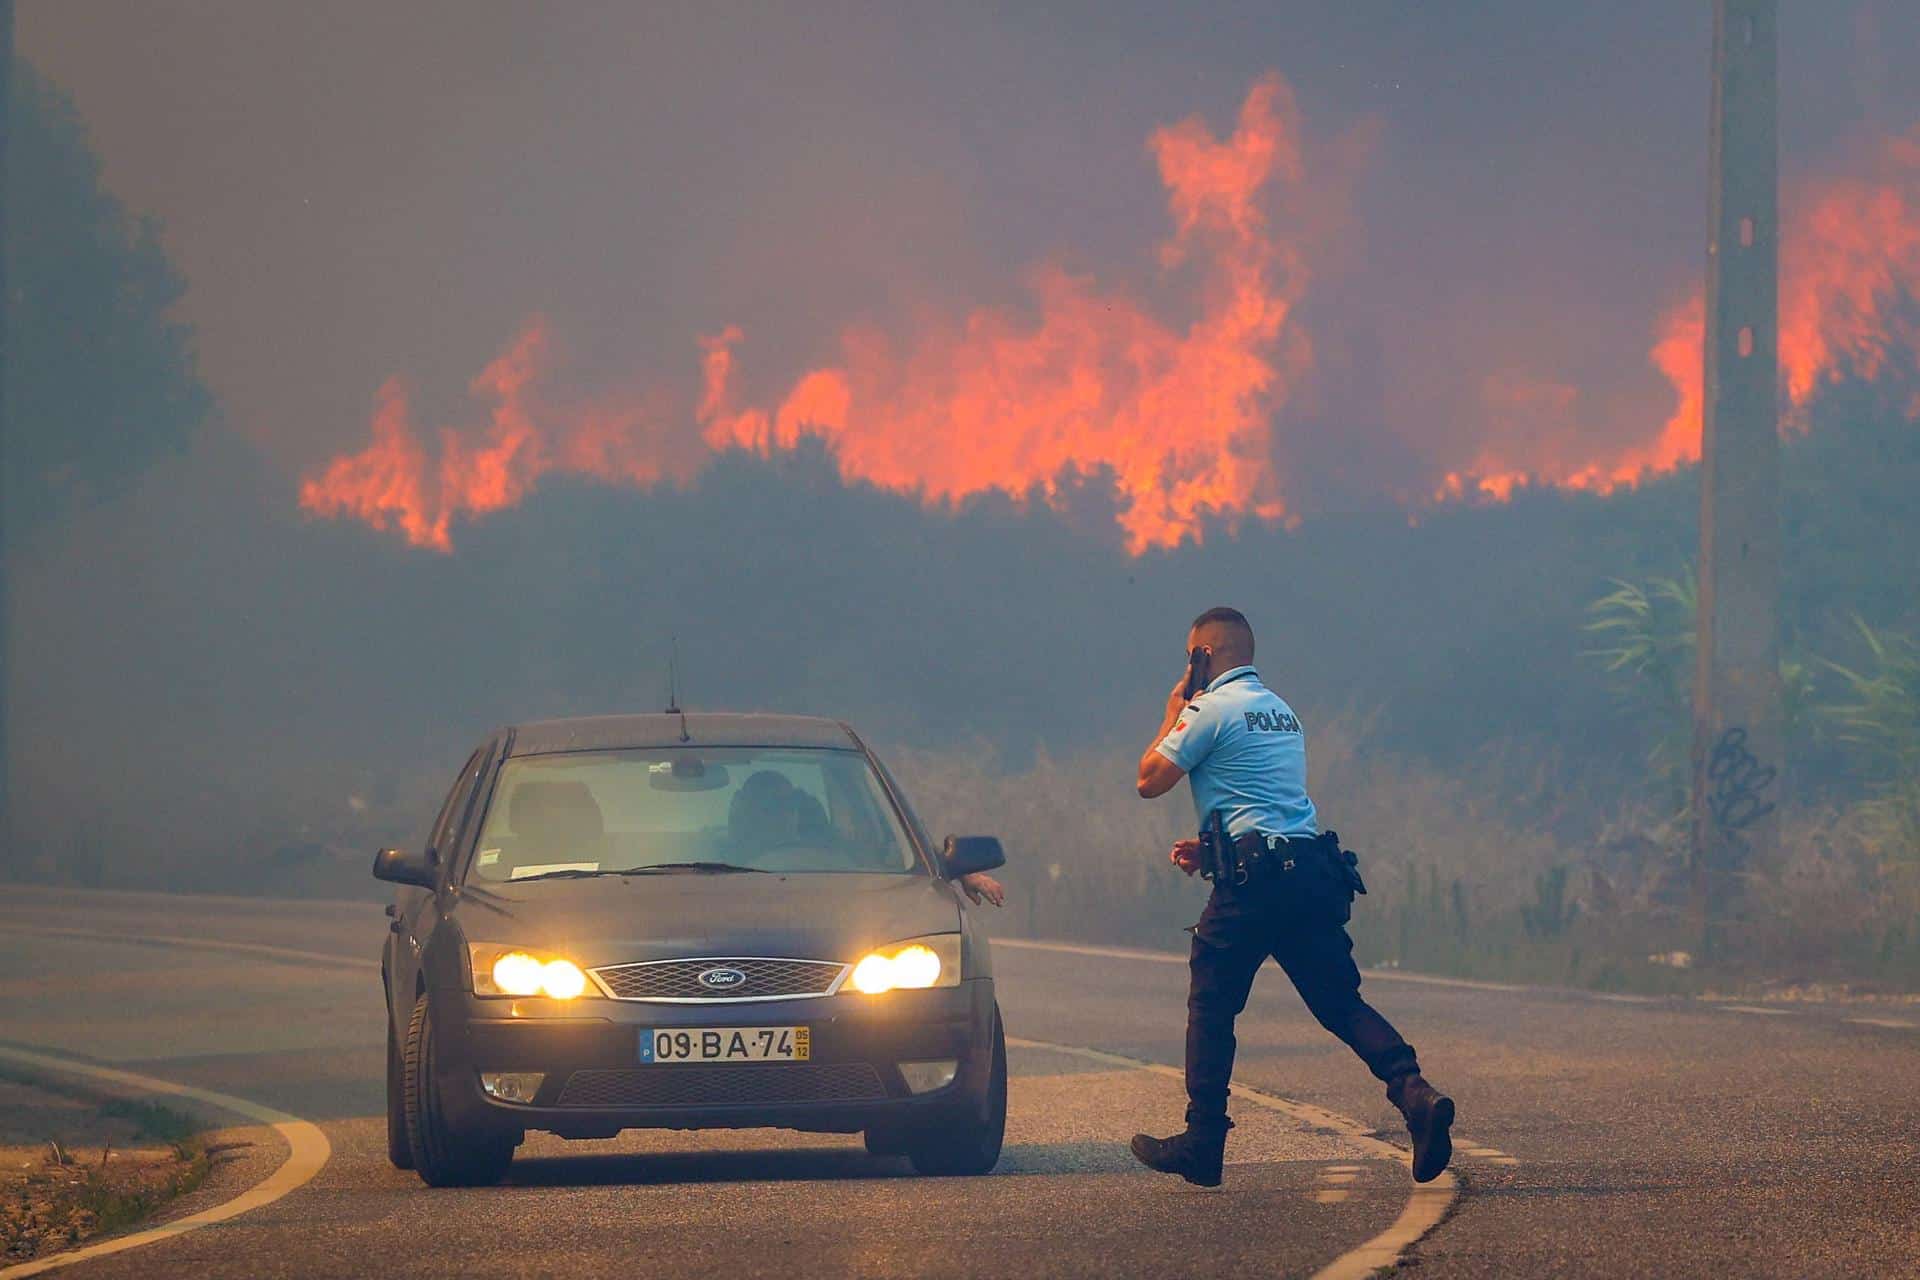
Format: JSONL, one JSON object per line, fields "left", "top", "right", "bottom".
{"left": 469, "top": 943, "right": 591, "bottom": 999}
{"left": 848, "top": 933, "right": 962, "bottom": 993}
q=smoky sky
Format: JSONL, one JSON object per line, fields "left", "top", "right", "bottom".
{"left": 21, "top": 0, "right": 1920, "bottom": 520}
{"left": 10, "top": 1, "right": 1920, "bottom": 883}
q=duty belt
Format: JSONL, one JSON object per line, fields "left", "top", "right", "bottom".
{"left": 1232, "top": 829, "right": 1369, "bottom": 904}
{"left": 1233, "top": 830, "right": 1324, "bottom": 872}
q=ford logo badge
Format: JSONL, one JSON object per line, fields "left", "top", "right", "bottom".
{"left": 697, "top": 967, "right": 748, "bottom": 991}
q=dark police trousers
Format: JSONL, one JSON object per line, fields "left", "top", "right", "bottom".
{"left": 1185, "top": 870, "right": 1418, "bottom": 1128}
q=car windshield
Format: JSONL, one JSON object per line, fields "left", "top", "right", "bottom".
{"left": 467, "top": 747, "right": 922, "bottom": 882}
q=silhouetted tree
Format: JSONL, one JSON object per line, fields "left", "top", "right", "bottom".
{"left": 4, "top": 52, "right": 211, "bottom": 876}
{"left": 6, "top": 55, "right": 210, "bottom": 533}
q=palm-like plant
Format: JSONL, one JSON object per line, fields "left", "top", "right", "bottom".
{"left": 1583, "top": 570, "right": 1698, "bottom": 803}
{"left": 1585, "top": 569, "right": 1824, "bottom": 811}
{"left": 1817, "top": 619, "right": 1920, "bottom": 857}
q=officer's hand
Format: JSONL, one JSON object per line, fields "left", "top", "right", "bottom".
{"left": 1170, "top": 838, "right": 1201, "bottom": 876}
{"left": 1168, "top": 675, "right": 1194, "bottom": 718}
{"left": 960, "top": 871, "right": 1005, "bottom": 907}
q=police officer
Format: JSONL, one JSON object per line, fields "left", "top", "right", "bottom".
{"left": 1129, "top": 606, "right": 1454, "bottom": 1187}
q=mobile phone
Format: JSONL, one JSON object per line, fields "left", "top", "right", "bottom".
{"left": 1182, "top": 646, "right": 1209, "bottom": 699}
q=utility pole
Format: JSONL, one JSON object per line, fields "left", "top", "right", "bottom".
{"left": 0, "top": 0, "right": 13, "bottom": 876}
{"left": 1691, "top": 0, "right": 1782, "bottom": 922}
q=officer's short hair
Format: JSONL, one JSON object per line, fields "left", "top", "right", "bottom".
{"left": 1190, "top": 606, "right": 1254, "bottom": 656}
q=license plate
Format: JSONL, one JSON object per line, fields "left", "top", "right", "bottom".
{"left": 640, "top": 1026, "right": 810, "bottom": 1063}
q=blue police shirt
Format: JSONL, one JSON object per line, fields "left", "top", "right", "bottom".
{"left": 1154, "top": 665, "right": 1319, "bottom": 838}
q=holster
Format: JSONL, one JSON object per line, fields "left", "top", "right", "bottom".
{"left": 1196, "top": 810, "right": 1236, "bottom": 884}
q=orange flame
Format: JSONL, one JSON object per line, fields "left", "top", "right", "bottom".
{"left": 303, "top": 76, "right": 1326, "bottom": 553}
{"left": 1442, "top": 127, "right": 1920, "bottom": 503}
{"left": 1779, "top": 128, "right": 1920, "bottom": 409}
{"left": 1643, "top": 132, "right": 1920, "bottom": 472}
{"left": 304, "top": 99, "right": 1920, "bottom": 544}
{"left": 299, "top": 318, "right": 690, "bottom": 549}
{"left": 692, "top": 75, "right": 1315, "bottom": 552}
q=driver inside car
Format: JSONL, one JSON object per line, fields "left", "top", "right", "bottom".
{"left": 726, "top": 769, "right": 819, "bottom": 853}
{"left": 729, "top": 769, "right": 1005, "bottom": 907}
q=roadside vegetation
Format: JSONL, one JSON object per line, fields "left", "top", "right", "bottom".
{"left": 894, "top": 708, "right": 1920, "bottom": 997}
{"left": 16, "top": 400, "right": 1912, "bottom": 998}
{"left": 0, "top": 1072, "right": 208, "bottom": 1265}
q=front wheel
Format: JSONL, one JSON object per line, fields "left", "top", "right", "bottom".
{"left": 402, "top": 993, "right": 515, "bottom": 1187}
{"left": 385, "top": 1003, "right": 414, "bottom": 1170}
{"left": 906, "top": 1007, "right": 1007, "bottom": 1176}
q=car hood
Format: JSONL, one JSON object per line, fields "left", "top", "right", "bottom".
{"left": 455, "top": 871, "right": 962, "bottom": 967}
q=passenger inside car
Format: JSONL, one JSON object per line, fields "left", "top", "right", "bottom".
{"left": 488, "top": 779, "right": 608, "bottom": 879}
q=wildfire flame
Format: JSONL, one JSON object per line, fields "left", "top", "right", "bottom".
{"left": 304, "top": 77, "right": 1320, "bottom": 553}
{"left": 298, "top": 319, "right": 690, "bottom": 551}
{"left": 1442, "top": 126, "right": 1920, "bottom": 502}
{"left": 1779, "top": 128, "right": 1920, "bottom": 411}
{"left": 303, "top": 91, "right": 1920, "bottom": 548}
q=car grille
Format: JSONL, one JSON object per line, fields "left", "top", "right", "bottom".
{"left": 555, "top": 1064, "right": 887, "bottom": 1108}
{"left": 589, "top": 957, "right": 849, "bottom": 1002}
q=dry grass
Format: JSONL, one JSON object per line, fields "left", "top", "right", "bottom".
{"left": 0, "top": 1074, "right": 207, "bottom": 1264}
{"left": 887, "top": 720, "right": 1920, "bottom": 994}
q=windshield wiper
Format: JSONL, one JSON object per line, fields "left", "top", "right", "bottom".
{"left": 618, "top": 861, "right": 770, "bottom": 874}
{"left": 508, "top": 861, "right": 770, "bottom": 883}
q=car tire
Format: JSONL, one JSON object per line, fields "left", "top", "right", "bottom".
{"left": 906, "top": 1007, "right": 1007, "bottom": 1176}
{"left": 863, "top": 1124, "right": 911, "bottom": 1158}
{"left": 402, "top": 992, "right": 514, "bottom": 1187}
{"left": 385, "top": 1005, "right": 414, "bottom": 1170}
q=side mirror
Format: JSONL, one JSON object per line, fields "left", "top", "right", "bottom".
{"left": 941, "top": 835, "right": 1006, "bottom": 879}
{"left": 371, "top": 846, "right": 437, "bottom": 888}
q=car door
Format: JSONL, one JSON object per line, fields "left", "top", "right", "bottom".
{"left": 388, "top": 743, "right": 489, "bottom": 1017}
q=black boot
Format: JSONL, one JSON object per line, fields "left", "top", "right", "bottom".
{"left": 1387, "top": 1074, "right": 1454, "bottom": 1183}
{"left": 1129, "top": 1119, "right": 1230, "bottom": 1187}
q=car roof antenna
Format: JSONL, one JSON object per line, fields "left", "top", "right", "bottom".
{"left": 665, "top": 638, "right": 690, "bottom": 742}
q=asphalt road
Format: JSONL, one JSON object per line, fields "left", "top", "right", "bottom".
{"left": 2, "top": 885, "right": 1916, "bottom": 1278}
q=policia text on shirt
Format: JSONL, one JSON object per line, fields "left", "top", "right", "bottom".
{"left": 1129, "top": 606, "right": 1456, "bottom": 1188}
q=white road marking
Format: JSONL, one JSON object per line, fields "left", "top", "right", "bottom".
{"left": 994, "top": 937, "right": 1186, "bottom": 966}
{"left": 0, "top": 924, "right": 378, "bottom": 971}
{"left": 1002, "top": 937, "right": 1901, "bottom": 1032}
{"left": 995, "top": 936, "right": 1530, "bottom": 992}
{"left": 1010, "top": 1035, "right": 1456, "bottom": 1280}
{"left": 1311, "top": 1161, "right": 1358, "bottom": 1205}
{"left": 0, "top": 1046, "right": 332, "bottom": 1279}
{"left": 1459, "top": 1144, "right": 1517, "bottom": 1166}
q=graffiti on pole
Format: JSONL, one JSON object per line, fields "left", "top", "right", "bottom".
{"left": 1705, "top": 727, "right": 1777, "bottom": 862}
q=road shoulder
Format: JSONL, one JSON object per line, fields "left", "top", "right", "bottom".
{"left": 0, "top": 1047, "right": 324, "bottom": 1279}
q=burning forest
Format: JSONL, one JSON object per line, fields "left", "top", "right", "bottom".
{"left": 301, "top": 79, "right": 1920, "bottom": 554}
